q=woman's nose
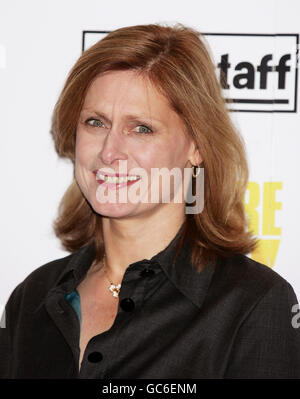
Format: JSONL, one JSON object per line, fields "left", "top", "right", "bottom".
{"left": 99, "top": 128, "right": 128, "bottom": 165}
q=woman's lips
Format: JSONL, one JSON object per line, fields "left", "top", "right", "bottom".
{"left": 93, "top": 170, "right": 134, "bottom": 177}
{"left": 92, "top": 170, "right": 141, "bottom": 190}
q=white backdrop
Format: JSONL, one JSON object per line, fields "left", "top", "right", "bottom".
{"left": 0, "top": 0, "right": 299, "bottom": 310}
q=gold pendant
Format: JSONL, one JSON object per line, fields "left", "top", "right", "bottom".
{"left": 109, "top": 283, "right": 121, "bottom": 297}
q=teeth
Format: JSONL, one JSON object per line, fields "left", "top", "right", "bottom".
{"left": 97, "top": 173, "right": 140, "bottom": 183}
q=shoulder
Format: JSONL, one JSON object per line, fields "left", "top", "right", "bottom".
{"left": 220, "top": 255, "right": 300, "bottom": 378}
{"left": 2, "top": 242, "right": 97, "bottom": 334}
{"left": 4, "top": 248, "right": 82, "bottom": 311}
{"left": 216, "top": 253, "right": 289, "bottom": 291}
{"left": 209, "top": 253, "right": 298, "bottom": 312}
{"left": 19, "top": 251, "right": 74, "bottom": 290}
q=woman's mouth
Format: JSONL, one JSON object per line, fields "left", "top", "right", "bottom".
{"left": 93, "top": 170, "right": 141, "bottom": 189}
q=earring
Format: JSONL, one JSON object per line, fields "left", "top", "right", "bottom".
{"left": 192, "top": 164, "right": 201, "bottom": 178}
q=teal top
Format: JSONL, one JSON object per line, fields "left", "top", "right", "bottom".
{"left": 65, "top": 289, "right": 81, "bottom": 326}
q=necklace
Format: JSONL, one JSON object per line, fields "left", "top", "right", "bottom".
{"left": 102, "top": 254, "right": 121, "bottom": 298}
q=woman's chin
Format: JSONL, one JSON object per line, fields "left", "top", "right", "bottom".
{"left": 91, "top": 200, "right": 140, "bottom": 219}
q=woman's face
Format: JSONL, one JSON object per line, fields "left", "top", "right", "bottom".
{"left": 75, "top": 69, "right": 201, "bottom": 219}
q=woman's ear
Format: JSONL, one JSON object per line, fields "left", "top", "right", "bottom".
{"left": 189, "top": 142, "right": 203, "bottom": 166}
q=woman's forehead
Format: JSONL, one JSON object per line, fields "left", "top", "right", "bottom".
{"left": 82, "top": 70, "right": 177, "bottom": 124}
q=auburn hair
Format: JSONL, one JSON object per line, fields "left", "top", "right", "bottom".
{"left": 50, "top": 22, "right": 257, "bottom": 272}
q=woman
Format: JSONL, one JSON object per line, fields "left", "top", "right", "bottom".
{"left": 0, "top": 22, "right": 299, "bottom": 379}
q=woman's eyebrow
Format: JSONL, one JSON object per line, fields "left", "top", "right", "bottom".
{"left": 81, "top": 108, "right": 164, "bottom": 125}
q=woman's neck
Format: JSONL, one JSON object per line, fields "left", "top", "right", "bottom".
{"left": 100, "top": 205, "right": 186, "bottom": 282}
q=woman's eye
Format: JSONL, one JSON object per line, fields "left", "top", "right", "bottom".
{"left": 134, "top": 125, "right": 153, "bottom": 134}
{"left": 84, "top": 119, "right": 152, "bottom": 134}
{"left": 85, "top": 118, "right": 104, "bottom": 128}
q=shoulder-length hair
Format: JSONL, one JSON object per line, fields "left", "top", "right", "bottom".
{"left": 51, "top": 22, "right": 257, "bottom": 272}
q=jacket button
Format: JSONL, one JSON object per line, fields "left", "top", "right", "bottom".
{"left": 120, "top": 297, "right": 135, "bottom": 312}
{"left": 88, "top": 351, "right": 103, "bottom": 363}
{"left": 140, "top": 268, "right": 155, "bottom": 278}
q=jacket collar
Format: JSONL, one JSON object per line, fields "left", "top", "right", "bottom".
{"left": 151, "top": 221, "right": 215, "bottom": 309}
{"left": 51, "top": 220, "right": 215, "bottom": 309}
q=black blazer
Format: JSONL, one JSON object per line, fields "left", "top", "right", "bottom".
{"left": 1, "top": 224, "right": 300, "bottom": 378}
